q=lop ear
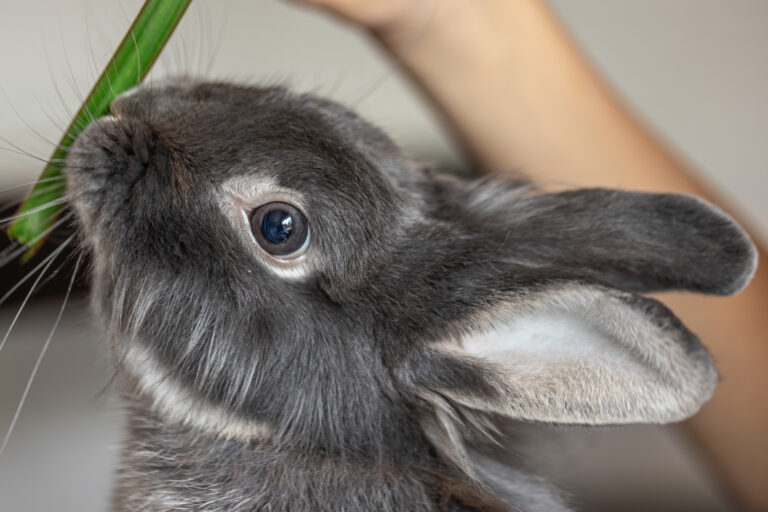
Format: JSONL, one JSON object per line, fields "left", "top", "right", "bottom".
{"left": 403, "top": 284, "right": 718, "bottom": 428}
{"left": 460, "top": 185, "right": 757, "bottom": 295}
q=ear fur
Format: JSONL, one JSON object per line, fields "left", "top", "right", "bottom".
{"left": 455, "top": 182, "right": 758, "bottom": 296}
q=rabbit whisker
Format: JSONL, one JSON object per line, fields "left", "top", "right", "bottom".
{"left": 0, "top": 233, "right": 74, "bottom": 358}
{"left": 0, "top": 211, "right": 73, "bottom": 269}
{"left": 0, "top": 198, "right": 68, "bottom": 227}
{"left": 0, "top": 250, "right": 82, "bottom": 457}
{"left": 0, "top": 176, "right": 66, "bottom": 196}
{"left": 34, "top": 246, "right": 81, "bottom": 294}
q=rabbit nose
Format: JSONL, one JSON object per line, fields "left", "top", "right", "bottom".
{"left": 109, "top": 87, "right": 140, "bottom": 118}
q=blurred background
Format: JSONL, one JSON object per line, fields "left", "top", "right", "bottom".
{"left": 0, "top": 1, "right": 766, "bottom": 510}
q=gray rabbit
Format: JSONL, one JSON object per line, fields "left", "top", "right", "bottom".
{"left": 64, "top": 79, "right": 757, "bottom": 511}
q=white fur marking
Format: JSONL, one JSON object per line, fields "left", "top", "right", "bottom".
{"left": 125, "top": 344, "right": 272, "bottom": 441}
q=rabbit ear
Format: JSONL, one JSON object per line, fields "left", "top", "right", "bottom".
{"left": 402, "top": 283, "right": 717, "bottom": 429}
{"left": 471, "top": 187, "right": 757, "bottom": 295}
{"left": 390, "top": 181, "right": 754, "bottom": 477}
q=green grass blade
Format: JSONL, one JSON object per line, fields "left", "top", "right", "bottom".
{"left": 7, "top": 0, "right": 192, "bottom": 257}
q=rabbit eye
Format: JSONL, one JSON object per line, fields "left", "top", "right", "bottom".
{"left": 250, "top": 202, "right": 310, "bottom": 258}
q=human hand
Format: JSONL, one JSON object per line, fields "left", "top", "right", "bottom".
{"left": 289, "top": 0, "right": 439, "bottom": 41}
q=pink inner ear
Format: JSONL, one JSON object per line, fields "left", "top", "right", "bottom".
{"left": 434, "top": 285, "right": 717, "bottom": 425}
{"left": 460, "top": 309, "right": 634, "bottom": 367}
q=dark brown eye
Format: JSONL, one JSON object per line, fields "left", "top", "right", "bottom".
{"left": 250, "top": 202, "right": 310, "bottom": 258}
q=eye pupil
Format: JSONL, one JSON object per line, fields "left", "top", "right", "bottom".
{"left": 262, "top": 210, "right": 293, "bottom": 244}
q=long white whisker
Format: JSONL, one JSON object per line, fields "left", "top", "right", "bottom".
{"left": 0, "top": 212, "right": 73, "bottom": 270}
{"left": 0, "top": 183, "right": 66, "bottom": 208}
{"left": 0, "top": 198, "right": 68, "bottom": 226}
{"left": 0, "top": 251, "right": 83, "bottom": 456}
{"left": 0, "top": 242, "right": 21, "bottom": 262}
{"left": 35, "top": 248, "right": 80, "bottom": 291}
{"left": 0, "top": 235, "right": 75, "bottom": 357}
{"left": 0, "top": 176, "right": 65, "bottom": 196}
{"left": 0, "top": 245, "right": 38, "bottom": 272}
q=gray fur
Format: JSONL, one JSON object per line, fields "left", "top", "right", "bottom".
{"left": 63, "top": 79, "right": 757, "bottom": 511}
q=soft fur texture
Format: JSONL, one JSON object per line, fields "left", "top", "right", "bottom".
{"left": 64, "top": 80, "right": 757, "bottom": 511}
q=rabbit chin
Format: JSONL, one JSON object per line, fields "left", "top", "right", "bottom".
{"left": 123, "top": 343, "right": 272, "bottom": 441}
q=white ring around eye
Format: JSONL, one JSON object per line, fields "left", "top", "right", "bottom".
{"left": 220, "top": 174, "right": 315, "bottom": 281}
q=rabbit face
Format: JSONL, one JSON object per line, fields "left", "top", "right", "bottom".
{"left": 65, "top": 80, "right": 756, "bottom": 470}
{"left": 66, "top": 81, "right": 433, "bottom": 454}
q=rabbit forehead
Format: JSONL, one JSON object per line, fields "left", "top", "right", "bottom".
{"left": 122, "top": 80, "right": 408, "bottom": 180}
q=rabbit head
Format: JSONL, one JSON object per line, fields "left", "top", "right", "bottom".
{"left": 65, "top": 80, "right": 756, "bottom": 488}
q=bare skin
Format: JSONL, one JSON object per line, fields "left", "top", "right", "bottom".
{"left": 293, "top": 1, "right": 768, "bottom": 510}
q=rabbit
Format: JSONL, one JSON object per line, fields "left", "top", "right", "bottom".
{"left": 63, "top": 78, "right": 757, "bottom": 512}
